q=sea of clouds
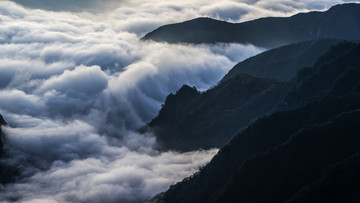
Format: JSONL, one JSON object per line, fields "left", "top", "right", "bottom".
{"left": 0, "top": 0, "right": 355, "bottom": 202}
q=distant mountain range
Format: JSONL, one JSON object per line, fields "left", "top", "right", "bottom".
{"left": 154, "top": 41, "right": 360, "bottom": 203}
{"left": 143, "top": 3, "right": 360, "bottom": 48}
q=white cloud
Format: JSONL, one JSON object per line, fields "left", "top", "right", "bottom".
{"left": 37, "top": 65, "right": 108, "bottom": 97}
{"left": 7, "top": 0, "right": 355, "bottom": 37}
{"left": 1, "top": 126, "right": 218, "bottom": 202}
{"left": 3, "top": 120, "right": 106, "bottom": 161}
{"left": 0, "top": 90, "right": 45, "bottom": 116}
{"left": 0, "top": 0, "right": 356, "bottom": 202}
{"left": 0, "top": 2, "right": 263, "bottom": 202}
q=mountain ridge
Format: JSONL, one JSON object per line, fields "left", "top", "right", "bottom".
{"left": 149, "top": 39, "right": 347, "bottom": 152}
{"left": 221, "top": 38, "right": 343, "bottom": 82}
{"left": 150, "top": 73, "right": 288, "bottom": 151}
{"left": 143, "top": 3, "right": 360, "bottom": 49}
{"left": 154, "top": 41, "right": 360, "bottom": 203}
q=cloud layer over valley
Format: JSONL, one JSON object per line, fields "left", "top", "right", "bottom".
{"left": 0, "top": 0, "right": 357, "bottom": 202}
{"left": 9, "top": 0, "right": 355, "bottom": 34}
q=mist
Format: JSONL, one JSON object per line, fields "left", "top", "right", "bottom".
{"left": 0, "top": 0, "right": 356, "bottom": 202}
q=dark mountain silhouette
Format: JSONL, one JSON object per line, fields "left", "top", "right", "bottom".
{"left": 150, "top": 75, "right": 288, "bottom": 151}
{"left": 142, "top": 3, "right": 360, "bottom": 49}
{"left": 287, "top": 151, "right": 360, "bottom": 203}
{"left": 154, "top": 42, "right": 360, "bottom": 203}
{"left": 216, "top": 110, "right": 360, "bottom": 203}
{"left": 149, "top": 39, "right": 345, "bottom": 152}
{"left": 0, "top": 114, "right": 6, "bottom": 150}
{"left": 280, "top": 41, "right": 360, "bottom": 110}
{"left": 222, "top": 38, "right": 342, "bottom": 82}
{"left": 0, "top": 115, "right": 19, "bottom": 185}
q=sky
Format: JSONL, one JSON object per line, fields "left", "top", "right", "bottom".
{"left": 0, "top": 0, "right": 358, "bottom": 202}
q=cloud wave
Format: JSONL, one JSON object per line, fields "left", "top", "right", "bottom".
{"left": 0, "top": 0, "right": 357, "bottom": 202}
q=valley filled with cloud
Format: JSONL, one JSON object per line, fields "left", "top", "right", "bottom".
{"left": 0, "top": 0, "right": 356, "bottom": 202}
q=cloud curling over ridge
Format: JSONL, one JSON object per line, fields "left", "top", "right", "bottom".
{"left": 1, "top": 0, "right": 356, "bottom": 202}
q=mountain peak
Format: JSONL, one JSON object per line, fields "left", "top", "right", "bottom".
{"left": 329, "top": 2, "right": 360, "bottom": 11}
{"left": 0, "top": 115, "right": 6, "bottom": 126}
{"left": 143, "top": 3, "right": 360, "bottom": 48}
{"left": 157, "top": 41, "right": 360, "bottom": 203}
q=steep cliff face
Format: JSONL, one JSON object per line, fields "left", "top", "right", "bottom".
{"left": 143, "top": 4, "right": 360, "bottom": 48}
{"left": 150, "top": 75, "right": 288, "bottom": 151}
{"left": 0, "top": 115, "right": 5, "bottom": 125}
{"left": 0, "top": 114, "right": 18, "bottom": 185}
{"left": 149, "top": 39, "right": 350, "bottom": 152}
{"left": 0, "top": 114, "right": 6, "bottom": 150}
{"left": 156, "top": 42, "right": 360, "bottom": 203}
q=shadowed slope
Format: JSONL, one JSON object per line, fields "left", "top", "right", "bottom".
{"left": 156, "top": 42, "right": 360, "bottom": 203}
{"left": 149, "top": 39, "right": 347, "bottom": 152}
{"left": 150, "top": 75, "right": 288, "bottom": 151}
{"left": 222, "top": 39, "right": 342, "bottom": 82}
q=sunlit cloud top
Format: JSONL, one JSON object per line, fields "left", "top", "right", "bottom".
{"left": 8, "top": 0, "right": 359, "bottom": 36}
